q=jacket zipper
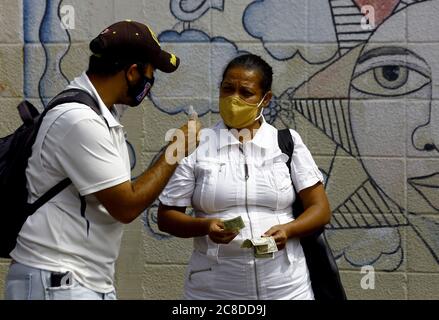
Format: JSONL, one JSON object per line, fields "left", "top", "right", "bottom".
{"left": 240, "top": 145, "right": 260, "bottom": 299}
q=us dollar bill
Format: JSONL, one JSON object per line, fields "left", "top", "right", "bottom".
{"left": 241, "top": 236, "right": 278, "bottom": 258}
{"left": 223, "top": 216, "right": 245, "bottom": 232}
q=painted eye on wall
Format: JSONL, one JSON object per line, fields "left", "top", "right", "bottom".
{"left": 351, "top": 65, "right": 430, "bottom": 97}
{"left": 374, "top": 65, "right": 408, "bottom": 89}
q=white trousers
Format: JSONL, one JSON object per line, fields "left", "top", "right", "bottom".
{"left": 5, "top": 261, "right": 116, "bottom": 300}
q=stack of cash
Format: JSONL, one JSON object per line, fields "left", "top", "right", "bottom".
{"left": 241, "top": 236, "right": 278, "bottom": 258}
{"left": 223, "top": 216, "right": 245, "bottom": 232}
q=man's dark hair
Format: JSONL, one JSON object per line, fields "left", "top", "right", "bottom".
{"left": 222, "top": 53, "right": 273, "bottom": 93}
{"left": 87, "top": 55, "right": 134, "bottom": 76}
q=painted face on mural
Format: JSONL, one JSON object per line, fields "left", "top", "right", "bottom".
{"left": 349, "top": 1, "right": 439, "bottom": 212}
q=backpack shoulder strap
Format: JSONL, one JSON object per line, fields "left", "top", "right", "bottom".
{"left": 27, "top": 89, "right": 103, "bottom": 214}
{"left": 46, "top": 88, "right": 101, "bottom": 116}
{"left": 277, "top": 128, "right": 295, "bottom": 182}
{"left": 278, "top": 128, "right": 304, "bottom": 219}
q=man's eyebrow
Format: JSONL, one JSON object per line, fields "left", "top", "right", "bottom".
{"left": 358, "top": 47, "right": 425, "bottom": 64}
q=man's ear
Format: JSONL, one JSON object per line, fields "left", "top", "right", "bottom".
{"left": 125, "top": 64, "right": 139, "bottom": 82}
{"left": 262, "top": 91, "right": 273, "bottom": 108}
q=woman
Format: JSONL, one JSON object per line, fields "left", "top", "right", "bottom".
{"left": 158, "top": 54, "right": 331, "bottom": 300}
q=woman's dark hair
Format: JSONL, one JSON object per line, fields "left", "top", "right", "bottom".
{"left": 222, "top": 54, "right": 273, "bottom": 93}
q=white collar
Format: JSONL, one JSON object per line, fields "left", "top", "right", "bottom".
{"left": 67, "top": 72, "right": 123, "bottom": 128}
{"left": 215, "top": 116, "right": 275, "bottom": 150}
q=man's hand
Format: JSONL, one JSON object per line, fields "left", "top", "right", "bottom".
{"left": 165, "top": 109, "right": 202, "bottom": 164}
{"left": 181, "top": 112, "right": 202, "bottom": 157}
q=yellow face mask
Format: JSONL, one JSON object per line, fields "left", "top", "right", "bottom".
{"left": 219, "top": 94, "right": 266, "bottom": 129}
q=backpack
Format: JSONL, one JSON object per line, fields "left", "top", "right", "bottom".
{"left": 0, "top": 89, "right": 101, "bottom": 258}
{"left": 277, "top": 128, "right": 347, "bottom": 301}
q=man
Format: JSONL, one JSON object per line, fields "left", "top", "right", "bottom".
{"left": 4, "top": 20, "right": 201, "bottom": 300}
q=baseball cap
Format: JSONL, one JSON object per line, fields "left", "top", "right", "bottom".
{"left": 90, "top": 20, "right": 180, "bottom": 73}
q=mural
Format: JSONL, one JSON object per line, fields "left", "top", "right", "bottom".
{"left": 23, "top": 0, "right": 71, "bottom": 106}
{"left": 143, "top": 0, "right": 439, "bottom": 273}
{"left": 14, "top": 0, "right": 438, "bottom": 276}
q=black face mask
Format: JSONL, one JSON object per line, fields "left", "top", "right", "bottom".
{"left": 125, "top": 71, "right": 155, "bottom": 107}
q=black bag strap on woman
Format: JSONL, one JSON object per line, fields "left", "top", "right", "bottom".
{"left": 277, "top": 128, "right": 347, "bottom": 301}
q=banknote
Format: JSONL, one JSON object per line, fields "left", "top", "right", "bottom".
{"left": 241, "top": 236, "right": 278, "bottom": 258}
{"left": 223, "top": 216, "right": 245, "bottom": 232}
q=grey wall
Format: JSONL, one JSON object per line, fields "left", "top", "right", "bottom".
{"left": 0, "top": 0, "right": 438, "bottom": 299}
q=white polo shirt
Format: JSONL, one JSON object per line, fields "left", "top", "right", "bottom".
{"left": 159, "top": 118, "right": 324, "bottom": 299}
{"left": 11, "top": 72, "right": 131, "bottom": 293}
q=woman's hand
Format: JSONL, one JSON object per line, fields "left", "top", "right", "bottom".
{"left": 207, "top": 219, "right": 239, "bottom": 244}
{"left": 263, "top": 225, "right": 289, "bottom": 250}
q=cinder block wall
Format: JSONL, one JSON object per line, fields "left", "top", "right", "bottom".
{"left": 1, "top": 0, "right": 438, "bottom": 300}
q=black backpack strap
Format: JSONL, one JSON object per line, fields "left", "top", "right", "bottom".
{"left": 46, "top": 88, "right": 101, "bottom": 116}
{"left": 277, "top": 128, "right": 294, "bottom": 187}
{"left": 277, "top": 129, "right": 303, "bottom": 218}
{"left": 27, "top": 178, "right": 72, "bottom": 214}
{"left": 27, "top": 89, "right": 103, "bottom": 215}
{"left": 17, "top": 101, "right": 40, "bottom": 126}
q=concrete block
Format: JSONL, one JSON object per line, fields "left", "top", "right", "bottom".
{"left": 367, "top": 8, "right": 407, "bottom": 44}
{"left": 407, "top": 159, "right": 439, "bottom": 214}
{"left": 308, "top": 0, "right": 338, "bottom": 45}
{"left": 0, "top": 45, "right": 23, "bottom": 98}
{"left": 340, "top": 270, "right": 407, "bottom": 300}
{"left": 59, "top": 43, "right": 90, "bottom": 83}
{"left": 406, "top": 44, "right": 439, "bottom": 100}
{"left": 152, "top": 43, "right": 211, "bottom": 100}
{"left": 407, "top": 273, "right": 439, "bottom": 299}
{"left": 116, "top": 217, "right": 145, "bottom": 276}
{"left": 0, "top": 0, "right": 22, "bottom": 43}
{"left": 0, "top": 98, "right": 24, "bottom": 137}
{"left": 114, "top": 0, "right": 148, "bottom": 22}
{"left": 406, "top": 216, "right": 439, "bottom": 273}
{"left": 407, "top": 1, "right": 439, "bottom": 43}
{"left": 0, "top": 260, "right": 11, "bottom": 300}
{"left": 322, "top": 153, "right": 368, "bottom": 211}
{"left": 23, "top": 43, "right": 71, "bottom": 100}
{"left": 114, "top": 273, "right": 143, "bottom": 300}
{"left": 212, "top": 0, "right": 256, "bottom": 43}
{"left": 142, "top": 227, "right": 193, "bottom": 265}
{"left": 23, "top": 44, "right": 45, "bottom": 99}
{"left": 62, "top": 0, "right": 115, "bottom": 42}
{"left": 349, "top": 100, "right": 406, "bottom": 157}
{"left": 351, "top": 158, "right": 406, "bottom": 212}
{"left": 306, "top": 125, "right": 339, "bottom": 157}
{"left": 142, "top": 264, "right": 186, "bottom": 299}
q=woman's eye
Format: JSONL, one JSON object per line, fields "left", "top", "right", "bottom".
{"left": 241, "top": 90, "right": 253, "bottom": 97}
{"left": 351, "top": 65, "right": 430, "bottom": 97}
